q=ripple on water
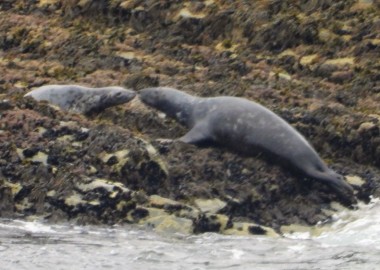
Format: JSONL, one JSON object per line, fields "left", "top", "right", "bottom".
{"left": 0, "top": 199, "right": 379, "bottom": 269}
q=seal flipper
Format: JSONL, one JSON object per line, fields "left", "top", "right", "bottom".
{"left": 179, "top": 121, "right": 211, "bottom": 145}
{"left": 303, "top": 168, "right": 356, "bottom": 206}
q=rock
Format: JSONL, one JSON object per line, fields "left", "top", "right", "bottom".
{"left": 0, "top": 99, "right": 14, "bottom": 111}
{"left": 99, "top": 149, "right": 130, "bottom": 166}
{"left": 37, "top": 0, "right": 60, "bottom": 9}
{"left": 358, "top": 122, "right": 377, "bottom": 133}
{"left": 329, "top": 70, "right": 354, "bottom": 83}
{"left": 175, "top": 7, "right": 207, "bottom": 21}
{"left": 123, "top": 74, "right": 159, "bottom": 90}
{"left": 215, "top": 40, "right": 239, "bottom": 53}
{"left": 350, "top": 0, "right": 377, "bottom": 11}
{"left": 300, "top": 54, "right": 320, "bottom": 67}
{"left": 193, "top": 213, "right": 230, "bottom": 233}
{"left": 64, "top": 192, "right": 87, "bottom": 208}
{"left": 140, "top": 211, "right": 193, "bottom": 234}
{"left": 280, "top": 224, "right": 325, "bottom": 237}
{"left": 75, "top": 178, "right": 131, "bottom": 195}
{"left": 193, "top": 198, "right": 227, "bottom": 213}
{"left": 315, "top": 57, "right": 355, "bottom": 77}
{"left": 318, "top": 28, "right": 339, "bottom": 43}
{"left": 224, "top": 222, "right": 279, "bottom": 237}
{"left": 149, "top": 195, "right": 184, "bottom": 209}
{"left": 16, "top": 148, "right": 48, "bottom": 165}
{"left": 0, "top": 182, "right": 16, "bottom": 216}
{"left": 324, "top": 57, "right": 355, "bottom": 67}
{"left": 345, "top": 175, "right": 366, "bottom": 186}
{"left": 1, "top": 180, "right": 23, "bottom": 198}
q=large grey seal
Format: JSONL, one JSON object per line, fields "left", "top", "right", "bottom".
{"left": 138, "top": 87, "right": 355, "bottom": 204}
{"left": 24, "top": 84, "right": 136, "bottom": 114}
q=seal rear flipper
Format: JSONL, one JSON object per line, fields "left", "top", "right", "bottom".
{"left": 179, "top": 122, "right": 212, "bottom": 145}
{"left": 306, "top": 169, "right": 357, "bottom": 206}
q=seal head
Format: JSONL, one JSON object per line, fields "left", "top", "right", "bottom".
{"left": 138, "top": 87, "right": 355, "bottom": 205}
{"left": 25, "top": 85, "right": 136, "bottom": 115}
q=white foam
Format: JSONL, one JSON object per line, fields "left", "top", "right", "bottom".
{"left": 0, "top": 219, "right": 56, "bottom": 234}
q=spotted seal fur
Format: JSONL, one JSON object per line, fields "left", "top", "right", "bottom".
{"left": 25, "top": 84, "right": 136, "bottom": 114}
{"left": 138, "top": 87, "right": 355, "bottom": 204}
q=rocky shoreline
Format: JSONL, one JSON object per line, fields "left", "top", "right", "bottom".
{"left": 0, "top": 1, "right": 379, "bottom": 235}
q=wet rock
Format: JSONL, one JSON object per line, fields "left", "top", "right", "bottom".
{"left": 193, "top": 198, "right": 227, "bottom": 214}
{"left": 0, "top": 184, "right": 16, "bottom": 216}
{"left": 148, "top": 195, "right": 184, "bottom": 210}
{"left": 280, "top": 224, "right": 325, "bottom": 237}
{"left": 224, "top": 222, "right": 279, "bottom": 237}
{"left": 140, "top": 210, "right": 193, "bottom": 234}
{"left": 193, "top": 214, "right": 230, "bottom": 234}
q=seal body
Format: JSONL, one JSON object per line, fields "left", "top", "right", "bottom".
{"left": 139, "top": 87, "right": 355, "bottom": 204}
{"left": 24, "top": 85, "right": 136, "bottom": 114}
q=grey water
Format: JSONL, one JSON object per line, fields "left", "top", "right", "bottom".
{"left": 1, "top": 199, "right": 380, "bottom": 270}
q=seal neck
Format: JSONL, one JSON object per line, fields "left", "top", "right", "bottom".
{"left": 166, "top": 95, "right": 196, "bottom": 127}
{"left": 138, "top": 87, "right": 197, "bottom": 127}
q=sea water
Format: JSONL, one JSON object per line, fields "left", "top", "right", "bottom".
{"left": 0, "top": 198, "right": 379, "bottom": 270}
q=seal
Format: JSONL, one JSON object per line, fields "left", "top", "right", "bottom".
{"left": 138, "top": 87, "right": 355, "bottom": 204}
{"left": 24, "top": 84, "right": 136, "bottom": 114}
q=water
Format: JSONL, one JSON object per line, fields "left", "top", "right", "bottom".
{"left": 1, "top": 199, "right": 379, "bottom": 270}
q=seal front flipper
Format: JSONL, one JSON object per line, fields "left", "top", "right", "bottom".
{"left": 179, "top": 121, "right": 211, "bottom": 145}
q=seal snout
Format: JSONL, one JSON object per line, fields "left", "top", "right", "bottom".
{"left": 138, "top": 88, "right": 163, "bottom": 107}
{"left": 107, "top": 88, "right": 136, "bottom": 103}
{"left": 121, "top": 90, "right": 136, "bottom": 100}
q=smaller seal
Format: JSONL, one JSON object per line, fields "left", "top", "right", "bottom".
{"left": 138, "top": 87, "right": 355, "bottom": 204}
{"left": 24, "top": 84, "right": 136, "bottom": 114}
